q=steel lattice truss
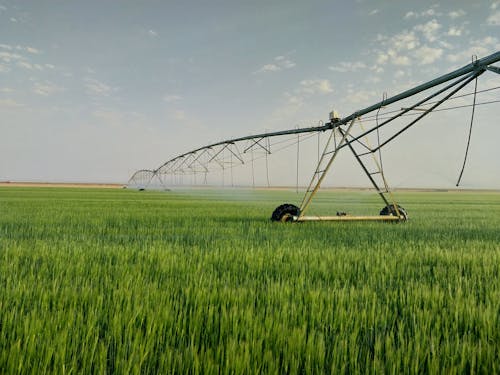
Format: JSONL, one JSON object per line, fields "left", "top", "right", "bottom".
{"left": 128, "top": 52, "right": 500, "bottom": 221}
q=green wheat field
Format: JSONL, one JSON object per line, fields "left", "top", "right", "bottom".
{"left": 1, "top": 187, "right": 499, "bottom": 374}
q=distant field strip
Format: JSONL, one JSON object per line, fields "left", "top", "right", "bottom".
{"left": 1, "top": 187, "right": 499, "bottom": 373}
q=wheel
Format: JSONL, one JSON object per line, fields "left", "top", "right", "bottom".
{"left": 271, "top": 203, "right": 300, "bottom": 222}
{"left": 380, "top": 204, "right": 408, "bottom": 221}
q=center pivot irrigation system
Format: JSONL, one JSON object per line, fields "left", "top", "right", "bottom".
{"left": 128, "top": 51, "right": 500, "bottom": 222}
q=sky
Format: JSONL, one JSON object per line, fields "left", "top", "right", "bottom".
{"left": 1, "top": 0, "right": 499, "bottom": 187}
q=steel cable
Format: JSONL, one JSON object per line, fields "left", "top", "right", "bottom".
{"left": 456, "top": 76, "right": 479, "bottom": 186}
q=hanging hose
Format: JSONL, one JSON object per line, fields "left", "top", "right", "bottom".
{"left": 456, "top": 76, "right": 478, "bottom": 187}
{"left": 266, "top": 136, "right": 270, "bottom": 187}
{"left": 230, "top": 149, "right": 234, "bottom": 187}
{"left": 296, "top": 130, "right": 300, "bottom": 193}
{"left": 251, "top": 147, "right": 255, "bottom": 188}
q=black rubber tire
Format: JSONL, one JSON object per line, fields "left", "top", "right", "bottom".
{"left": 271, "top": 203, "right": 300, "bottom": 222}
{"left": 380, "top": 204, "right": 408, "bottom": 221}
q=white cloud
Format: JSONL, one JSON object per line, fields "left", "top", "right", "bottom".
{"left": 392, "top": 31, "right": 419, "bottom": 51}
{"left": 0, "top": 46, "right": 45, "bottom": 72}
{"left": 15, "top": 60, "right": 44, "bottom": 71}
{"left": 376, "top": 53, "right": 388, "bottom": 65}
{"left": 370, "top": 65, "right": 384, "bottom": 74}
{"left": 421, "top": 8, "right": 440, "bottom": 17}
{"left": 163, "top": 94, "right": 183, "bottom": 102}
{"left": 299, "top": 79, "right": 333, "bottom": 94}
{"left": 0, "top": 64, "right": 9, "bottom": 73}
{"left": 492, "top": 2, "right": 500, "bottom": 10}
{"left": 369, "top": 9, "right": 379, "bottom": 16}
{"left": 345, "top": 89, "right": 377, "bottom": 104}
{"left": 438, "top": 39, "right": 454, "bottom": 49}
{"left": 329, "top": 61, "right": 367, "bottom": 72}
{"left": 84, "top": 78, "right": 113, "bottom": 96}
{"left": 255, "top": 55, "right": 296, "bottom": 73}
{"left": 377, "top": 49, "right": 411, "bottom": 66}
{"left": 479, "top": 36, "right": 499, "bottom": 46}
{"left": 17, "top": 61, "right": 34, "bottom": 70}
{"left": 404, "top": 11, "right": 417, "bottom": 19}
{"left": 0, "top": 51, "right": 25, "bottom": 63}
{"left": 393, "top": 55, "right": 411, "bottom": 65}
{"left": 449, "top": 36, "right": 500, "bottom": 62}
{"left": 281, "top": 78, "right": 333, "bottom": 110}
{"left": 284, "top": 93, "right": 304, "bottom": 106}
{"left": 32, "top": 81, "right": 64, "bottom": 96}
{"left": 0, "top": 98, "right": 23, "bottom": 108}
{"left": 374, "top": 22, "right": 447, "bottom": 68}
{"left": 404, "top": 7, "right": 441, "bottom": 19}
{"left": 148, "top": 29, "right": 158, "bottom": 37}
{"left": 10, "top": 17, "right": 17, "bottom": 22}
{"left": 447, "top": 27, "right": 462, "bottom": 36}
{"left": 448, "top": 9, "right": 466, "bottom": 19}
{"left": 280, "top": 60, "right": 296, "bottom": 69}
{"left": 487, "top": 11, "right": 500, "bottom": 25}
{"left": 25, "top": 46, "right": 40, "bottom": 54}
{"left": 257, "top": 63, "right": 280, "bottom": 73}
{"left": 414, "top": 19, "right": 442, "bottom": 42}
{"left": 12, "top": 45, "right": 41, "bottom": 54}
{"left": 446, "top": 36, "right": 499, "bottom": 63}
{"left": 371, "top": 29, "right": 421, "bottom": 69}
{"left": 414, "top": 46, "right": 443, "bottom": 65}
